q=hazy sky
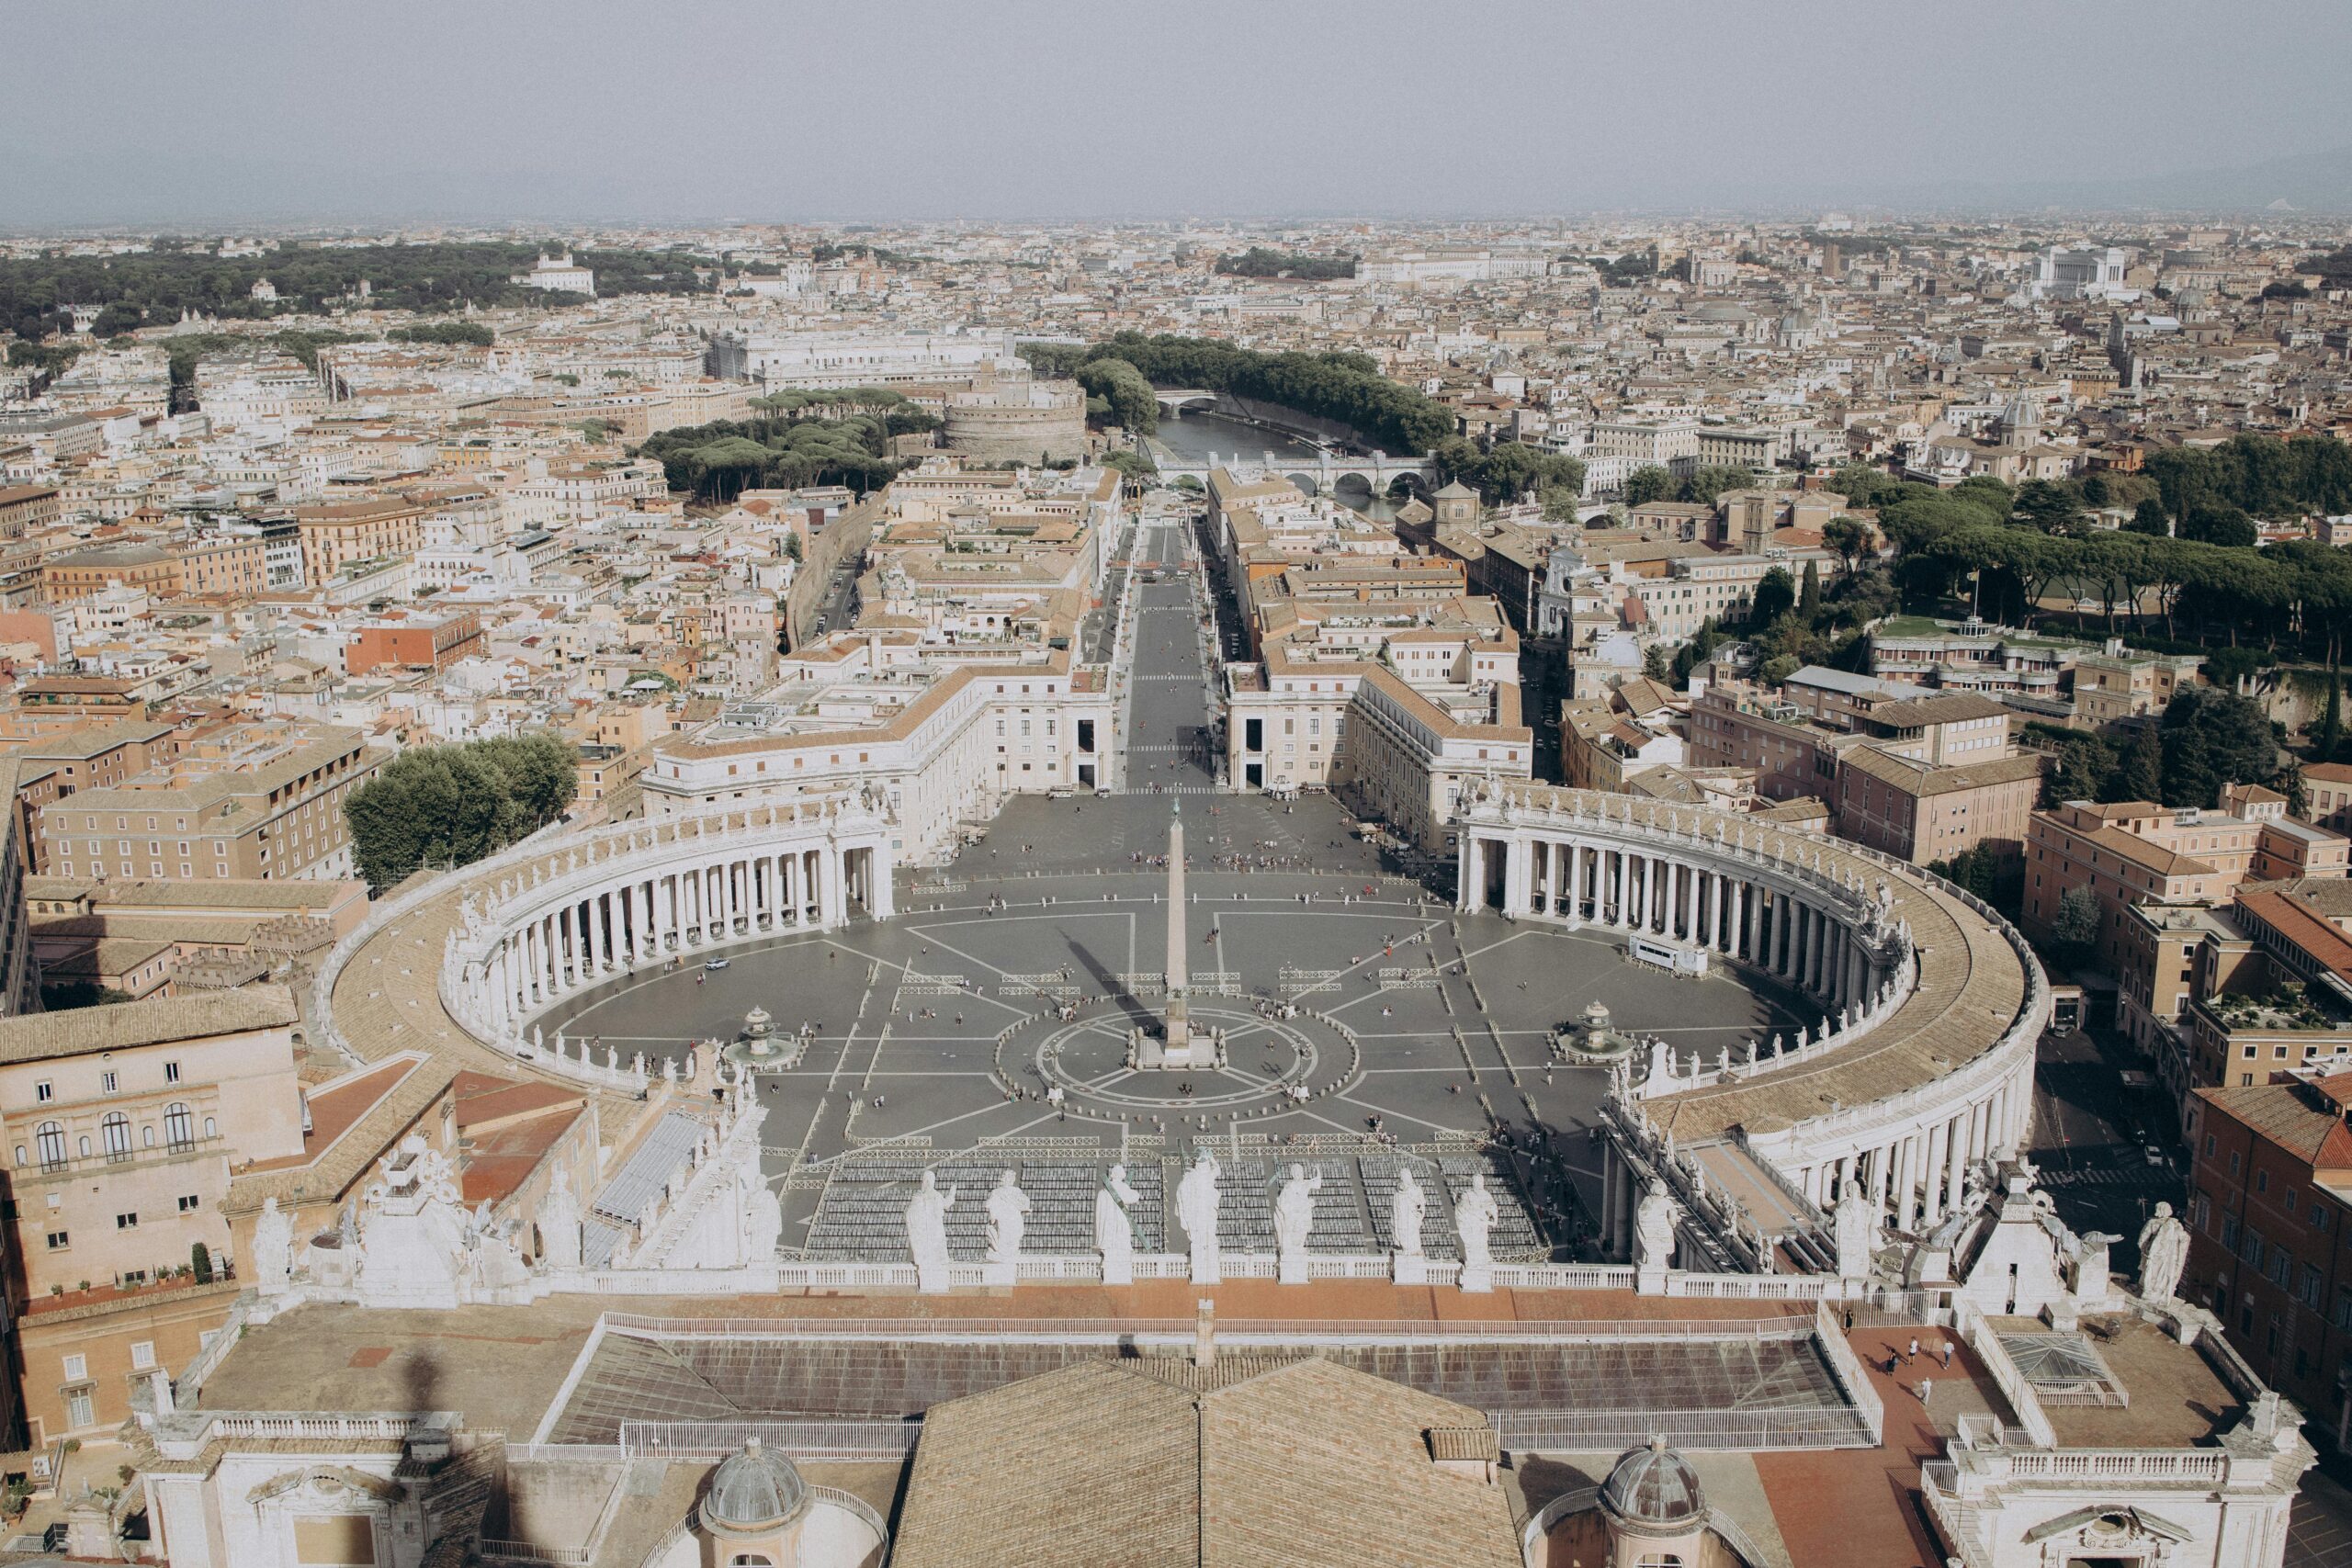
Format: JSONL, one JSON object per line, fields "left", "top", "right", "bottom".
{"left": 6, "top": 0, "right": 2350, "bottom": 226}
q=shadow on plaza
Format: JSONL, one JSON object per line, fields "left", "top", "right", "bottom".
{"left": 1062, "top": 935, "right": 1153, "bottom": 1030}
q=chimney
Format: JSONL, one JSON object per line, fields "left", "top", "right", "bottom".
{"left": 1193, "top": 1297, "right": 1216, "bottom": 1369}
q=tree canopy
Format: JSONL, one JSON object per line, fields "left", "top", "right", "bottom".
{"left": 634, "top": 405, "right": 913, "bottom": 502}
{"left": 344, "top": 733, "right": 578, "bottom": 892}
{"left": 1213, "top": 247, "right": 1355, "bottom": 280}
{"left": 1014, "top": 333, "right": 1452, "bottom": 455}
{"left": 1426, "top": 438, "right": 1584, "bottom": 504}
{"left": 1074, "top": 357, "right": 1159, "bottom": 434}
{"left": 0, "top": 241, "right": 712, "bottom": 339}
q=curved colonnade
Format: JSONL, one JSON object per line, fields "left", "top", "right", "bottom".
{"left": 310, "top": 778, "right": 2042, "bottom": 1285}
{"left": 311, "top": 797, "right": 896, "bottom": 1095}
{"left": 1455, "top": 783, "right": 2047, "bottom": 1263}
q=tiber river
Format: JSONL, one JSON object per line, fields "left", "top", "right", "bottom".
{"left": 1145, "top": 409, "right": 1401, "bottom": 520}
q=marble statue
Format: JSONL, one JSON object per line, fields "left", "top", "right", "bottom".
{"left": 1273, "top": 1163, "right": 1322, "bottom": 1283}
{"left": 1177, "top": 1149, "right": 1222, "bottom": 1284}
{"left": 1454, "top": 1173, "right": 1500, "bottom": 1287}
{"left": 985, "top": 1170, "right": 1031, "bottom": 1264}
{"left": 906, "top": 1170, "right": 957, "bottom": 1292}
{"left": 1096, "top": 1163, "right": 1141, "bottom": 1285}
{"left": 1833, "top": 1185, "right": 1879, "bottom": 1280}
{"left": 539, "top": 1167, "right": 582, "bottom": 1270}
{"left": 743, "top": 1176, "right": 784, "bottom": 1262}
{"left": 2137, "top": 1201, "right": 2190, "bottom": 1304}
{"left": 1391, "top": 1168, "right": 1428, "bottom": 1258}
{"left": 252, "top": 1196, "right": 294, "bottom": 1293}
{"left": 1635, "top": 1179, "right": 1677, "bottom": 1275}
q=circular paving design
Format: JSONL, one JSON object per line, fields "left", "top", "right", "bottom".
{"left": 1001, "top": 1000, "right": 1362, "bottom": 1117}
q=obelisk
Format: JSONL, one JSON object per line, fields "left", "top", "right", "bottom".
{"left": 1162, "top": 797, "right": 1191, "bottom": 1062}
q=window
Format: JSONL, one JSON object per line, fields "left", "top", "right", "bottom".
{"left": 65, "top": 1391, "right": 92, "bottom": 1430}
{"left": 62, "top": 1354, "right": 85, "bottom": 1382}
{"left": 164, "top": 1103, "right": 193, "bottom": 1151}
{"left": 36, "top": 1122, "right": 65, "bottom": 1171}
{"left": 34, "top": 1081, "right": 51, "bottom": 1103}
{"left": 116, "top": 1212, "right": 137, "bottom": 1230}
{"left": 176, "top": 1194, "right": 198, "bottom": 1213}
{"left": 100, "top": 1070, "right": 118, "bottom": 1095}
{"left": 101, "top": 1112, "right": 131, "bottom": 1162}
{"left": 43, "top": 1232, "right": 66, "bottom": 1251}
{"left": 164, "top": 1061, "right": 180, "bottom": 1085}
{"left": 130, "top": 1342, "right": 154, "bottom": 1371}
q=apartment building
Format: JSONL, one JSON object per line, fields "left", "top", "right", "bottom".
{"left": 294, "top": 496, "right": 426, "bottom": 584}
{"left": 40, "top": 543, "right": 179, "bottom": 604}
{"left": 2118, "top": 901, "right": 2247, "bottom": 1105}
{"left": 32, "top": 726, "right": 384, "bottom": 885}
{"left": 0, "top": 485, "right": 62, "bottom": 539}
{"left": 2072, "top": 641, "right": 2205, "bottom": 726}
{"left": 2024, "top": 795, "right": 2352, "bottom": 972}
{"left": 0, "top": 987, "right": 304, "bottom": 1443}
{"left": 0, "top": 759, "right": 40, "bottom": 1017}
{"left": 1686, "top": 684, "right": 1836, "bottom": 802}
{"left": 345, "top": 609, "right": 486, "bottom": 675}
{"left": 2181, "top": 1063, "right": 2352, "bottom": 1449}
{"left": 2303, "top": 763, "right": 2352, "bottom": 835}
{"left": 1832, "top": 744, "right": 2043, "bottom": 865}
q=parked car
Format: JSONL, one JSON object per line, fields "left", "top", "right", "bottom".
{"left": 704, "top": 958, "right": 730, "bottom": 972}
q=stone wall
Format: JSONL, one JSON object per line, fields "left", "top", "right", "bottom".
{"left": 943, "top": 381, "right": 1086, "bottom": 464}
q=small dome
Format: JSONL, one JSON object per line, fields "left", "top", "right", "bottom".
{"left": 1600, "top": 1438, "right": 1705, "bottom": 1527}
{"left": 704, "top": 1438, "right": 808, "bottom": 1533}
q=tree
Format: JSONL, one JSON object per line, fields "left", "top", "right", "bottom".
{"left": 1749, "top": 566, "right": 1796, "bottom": 627}
{"left": 2180, "top": 502, "right": 2257, "bottom": 548}
{"left": 1799, "top": 559, "right": 1822, "bottom": 615}
{"left": 1101, "top": 448, "right": 1158, "bottom": 488}
{"left": 2126, "top": 498, "right": 2172, "bottom": 536}
{"left": 2202, "top": 645, "right": 2267, "bottom": 690}
{"left": 2106, "top": 726, "right": 2163, "bottom": 804}
{"left": 2027, "top": 722, "right": 2117, "bottom": 806}
{"left": 1073, "top": 357, "right": 1159, "bottom": 434}
{"left": 1823, "top": 517, "right": 1870, "bottom": 578}
{"left": 2279, "top": 759, "right": 2310, "bottom": 818}
{"left": 1929, "top": 845, "right": 2024, "bottom": 921}
{"left": 2051, "top": 885, "right": 2103, "bottom": 964}
{"left": 40, "top": 981, "right": 133, "bottom": 1010}
{"left": 190, "top": 1242, "right": 213, "bottom": 1285}
{"left": 1541, "top": 484, "right": 1581, "bottom": 522}
{"left": 1643, "top": 643, "right": 1674, "bottom": 682}
{"left": 2318, "top": 666, "right": 2344, "bottom": 762}
{"left": 1623, "top": 466, "right": 1675, "bottom": 506}
{"left": 1826, "top": 463, "right": 1906, "bottom": 508}
{"left": 2158, "top": 685, "right": 2281, "bottom": 809}
{"left": 2013, "top": 479, "right": 2090, "bottom": 536}
{"left": 1214, "top": 247, "right": 1357, "bottom": 280}
{"left": 345, "top": 733, "right": 579, "bottom": 891}
{"left": 1679, "top": 465, "right": 1751, "bottom": 505}
{"left": 1013, "top": 332, "right": 1454, "bottom": 454}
